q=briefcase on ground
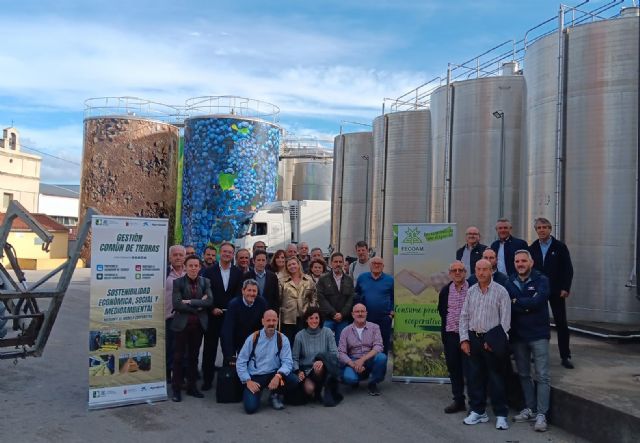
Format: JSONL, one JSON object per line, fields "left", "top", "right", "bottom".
{"left": 216, "top": 365, "right": 243, "bottom": 403}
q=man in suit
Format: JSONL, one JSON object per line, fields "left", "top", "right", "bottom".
{"left": 201, "top": 241, "right": 243, "bottom": 390}
{"left": 242, "top": 249, "right": 280, "bottom": 310}
{"left": 491, "top": 218, "right": 528, "bottom": 277}
{"left": 171, "top": 254, "right": 213, "bottom": 402}
{"left": 468, "top": 248, "right": 508, "bottom": 288}
{"left": 529, "top": 217, "right": 575, "bottom": 369}
{"left": 317, "top": 252, "right": 355, "bottom": 345}
{"left": 456, "top": 226, "right": 487, "bottom": 275}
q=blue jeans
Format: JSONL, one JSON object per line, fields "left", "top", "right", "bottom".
{"left": 512, "top": 339, "right": 550, "bottom": 415}
{"left": 342, "top": 353, "right": 387, "bottom": 386}
{"left": 242, "top": 372, "right": 298, "bottom": 414}
{"left": 323, "top": 319, "right": 349, "bottom": 346}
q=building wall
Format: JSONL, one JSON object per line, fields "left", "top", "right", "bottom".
{"left": 0, "top": 230, "right": 69, "bottom": 267}
{"left": 38, "top": 194, "right": 79, "bottom": 220}
{"left": 0, "top": 127, "right": 41, "bottom": 212}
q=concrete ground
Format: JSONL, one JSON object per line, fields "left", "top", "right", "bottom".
{"left": 1, "top": 269, "right": 586, "bottom": 442}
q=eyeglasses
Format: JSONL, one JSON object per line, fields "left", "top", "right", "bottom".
{"left": 449, "top": 269, "right": 466, "bottom": 273}
{"left": 466, "top": 233, "right": 479, "bottom": 236}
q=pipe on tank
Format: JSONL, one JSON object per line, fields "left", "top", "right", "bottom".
{"left": 637, "top": 4, "right": 640, "bottom": 300}
{"left": 379, "top": 115, "right": 390, "bottom": 258}
{"left": 554, "top": 5, "right": 567, "bottom": 239}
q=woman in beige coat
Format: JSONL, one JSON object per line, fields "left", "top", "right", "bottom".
{"left": 279, "top": 256, "right": 317, "bottom": 345}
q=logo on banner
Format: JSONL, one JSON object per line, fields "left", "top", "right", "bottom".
{"left": 399, "top": 227, "right": 425, "bottom": 254}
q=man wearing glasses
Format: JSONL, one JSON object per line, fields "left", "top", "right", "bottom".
{"left": 456, "top": 227, "right": 487, "bottom": 275}
{"left": 438, "top": 261, "right": 470, "bottom": 414}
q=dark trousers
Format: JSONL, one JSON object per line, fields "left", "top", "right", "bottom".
{"left": 165, "top": 318, "right": 175, "bottom": 381}
{"left": 549, "top": 294, "right": 571, "bottom": 359}
{"left": 369, "top": 314, "right": 392, "bottom": 354}
{"left": 202, "top": 314, "right": 223, "bottom": 385}
{"left": 280, "top": 323, "right": 300, "bottom": 347}
{"left": 172, "top": 322, "right": 203, "bottom": 390}
{"left": 443, "top": 331, "right": 468, "bottom": 403}
{"left": 466, "top": 332, "right": 508, "bottom": 417}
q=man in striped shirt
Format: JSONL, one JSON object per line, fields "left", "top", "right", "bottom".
{"left": 459, "top": 259, "right": 511, "bottom": 430}
{"left": 438, "top": 261, "right": 470, "bottom": 414}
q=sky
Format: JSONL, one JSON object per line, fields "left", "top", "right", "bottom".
{"left": 0, "top": 0, "right": 625, "bottom": 183}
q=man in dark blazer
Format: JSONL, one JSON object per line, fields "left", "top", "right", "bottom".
{"left": 171, "top": 255, "right": 213, "bottom": 401}
{"left": 242, "top": 249, "right": 280, "bottom": 310}
{"left": 317, "top": 252, "right": 355, "bottom": 345}
{"left": 456, "top": 226, "right": 487, "bottom": 275}
{"left": 490, "top": 218, "right": 528, "bottom": 277}
{"left": 529, "top": 217, "right": 574, "bottom": 369}
{"left": 201, "top": 241, "right": 243, "bottom": 390}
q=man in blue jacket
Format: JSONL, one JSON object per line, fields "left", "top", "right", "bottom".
{"left": 490, "top": 218, "right": 528, "bottom": 277}
{"left": 529, "top": 217, "right": 574, "bottom": 369}
{"left": 506, "top": 249, "right": 551, "bottom": 433}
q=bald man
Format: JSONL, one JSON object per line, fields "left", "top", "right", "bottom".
{"left": 355, "top": 257, "right": 394, "bottom": 354}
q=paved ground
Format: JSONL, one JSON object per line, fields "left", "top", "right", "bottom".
{"left": 1, "top": 270, "right": 586, "bottom": 443}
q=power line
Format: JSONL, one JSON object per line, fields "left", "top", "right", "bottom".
{"left": 18, "top": 144, "right": 81, "bottom": 166}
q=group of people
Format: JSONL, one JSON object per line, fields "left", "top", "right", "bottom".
{"left": 164, "top": 240, "right": 394, "bottom": 413}
{"left": 440, "top": 217, "right": 573, "bottom": 433}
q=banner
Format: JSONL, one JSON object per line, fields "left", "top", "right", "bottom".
{"left": 88, "top": 216, "right": 168, "bottom": 409}
{"left": 392, "top": 223, "right": 456, "bottom": 382}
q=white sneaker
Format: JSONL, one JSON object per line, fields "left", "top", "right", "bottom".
{"left": 513, "top": 408, "right": 536, "bottom": 422}
{"left": 496, "top": 416, "right": 509, "bottom": 430}
{"left": 534, "top": 414, "right": 547, "bottom": 432}
{"left": 463, "top": 411, "right": 489, "bottom": 425}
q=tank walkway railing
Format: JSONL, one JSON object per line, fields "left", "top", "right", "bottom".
{"left": 84, "top": 96, "right": 184, "bottom": 124}
{"left": 184, "top": 96, "right": 280, "bottom": 123}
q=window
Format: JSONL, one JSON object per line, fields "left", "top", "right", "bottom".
{"left": 2, "top": 193, "right": 13, "bottom": 210}
{"left": 251, "top": 222, "right": 267, "bottom": 236}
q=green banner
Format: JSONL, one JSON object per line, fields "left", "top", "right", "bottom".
{"left": 392, "top": 223, "right": 456, "bottom": 382}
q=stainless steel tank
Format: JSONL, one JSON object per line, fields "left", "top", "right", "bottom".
{"left": 525, "top": 10, "right": 640, "bottom": 324}
{"left": 374, "top": 110, "right": 432, "bottom": 272}
{"left": 278, "top": 144, "right": 332, "bottom": 200}
{"left": 429, "top": 85, "right": 449, "bottom": 225}
{"left": 331, "top": 132, "right": 373, "bottom": 255}
{"left": 451, "top": 74, "right": 524, "bottom": 246}
{"left": 292, "top": 160, "right": 333, "bottom": 200}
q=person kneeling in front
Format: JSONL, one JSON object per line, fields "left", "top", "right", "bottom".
{"left": 337, "top": 303, "right": 387, "bottom": 396}
{"left": 235, "top": 310, "right": 294, "bottom": 414}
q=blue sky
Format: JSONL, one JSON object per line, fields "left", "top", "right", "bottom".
{"left": 0, "top": 0, "right": 622, "bottom": 183}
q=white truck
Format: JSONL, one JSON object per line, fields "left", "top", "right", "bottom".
{"left": 235, "top": 200, "right": 331, "bottom": 255}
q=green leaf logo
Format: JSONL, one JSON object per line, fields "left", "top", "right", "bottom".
{"left": 218, "top": 173, "right": 237, "bottom": 190}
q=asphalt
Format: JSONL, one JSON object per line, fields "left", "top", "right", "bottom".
{"left": 2, "top": 269, "right": 587, "bottom": 442}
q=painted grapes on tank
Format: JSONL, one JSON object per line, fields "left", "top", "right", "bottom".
{"left": 180, "top": 117, "right": 280, "bottom": 254}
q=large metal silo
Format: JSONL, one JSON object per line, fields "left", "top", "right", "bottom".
{"left": 181, "top": 97, "right": 281, "bottom": 255}
{"left": 330, "top": 132, "right": 373, "bottom": 255}
{"left": 451, "top": 73, "right": 524, "bottom": 245}
{"left": 278, "top": 139, "right": 332, "bottom": 201}
{"left": 373, "top": 110, "right": 432, "bottom": 272}
{"left": 80, "top": 97, "right": 180, "bottom": 262}
{"left": 525, "top": 8, "right": 640, "bottom": 324}
{"left": 292, "top": 160, "right": 333, "bottom": 201}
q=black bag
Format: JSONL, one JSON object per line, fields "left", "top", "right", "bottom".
{"left": 216, "top": 365, "right": 243, "bottom": 403}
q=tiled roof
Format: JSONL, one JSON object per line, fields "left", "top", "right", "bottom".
{"left": 0, "top": 212, "right": 68, "bottom": 232}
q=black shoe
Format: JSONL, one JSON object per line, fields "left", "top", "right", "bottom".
{"left": 561, "top": 358, "right": 574, "bottom": 369}
{"left": 368, "top": 383, "right": 380, "bottom": 396}
{"left": 172, "top": 389, "right": 182, "bottom": 402}
{"left": 186, "top": 388, "right": 204, "bottom": 398}
{"left": 201, "top": 382, "right": 213, "bottom": 391}
{"left": 444, "top": 401, "right": 466, "bottom": 414}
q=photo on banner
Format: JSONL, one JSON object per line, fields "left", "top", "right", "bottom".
{"left": 88, "top": 216, "right": 168, "bottom": 409}
{"left": 392, "top": 223, "right": 456, "bottom": 382}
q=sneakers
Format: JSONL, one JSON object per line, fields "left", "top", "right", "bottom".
{"left": 534, "top": 414, "right": 548, "bottom": 432}
{"left": 513, "top": 408, "right": 536, "bottom": 422}
{"left": 368, "top": 383, "right": 381, "bottom": 396}
{"left": 463, "top": 411, "right": 489, "bottom": 425}
{"left": 496, "top": 416, "right": 509, "bottom": 430}
{"left": 269, "top": 393, "right": 285, "bottom": 410}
